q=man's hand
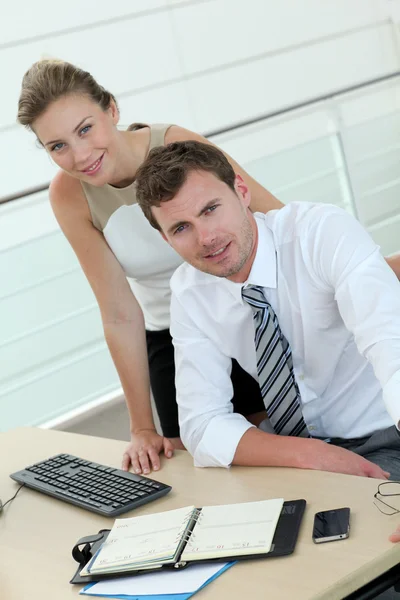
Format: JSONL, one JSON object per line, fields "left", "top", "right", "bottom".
{"left": 389, "top": 525, "right": 400, "bottom": 542}
{"left": 121, "top": 429, "right": 174, "bottom": 474}
{"left": 308, "top": 441, "right": 390, "bottom": 479}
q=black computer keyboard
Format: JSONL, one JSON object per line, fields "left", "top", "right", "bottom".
{"left": 10, "top": 453, "right": 172, "bottom": 517}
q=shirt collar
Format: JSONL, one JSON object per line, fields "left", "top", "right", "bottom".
{"left": 223, "top": 213, "right": 277, "bottom": 301}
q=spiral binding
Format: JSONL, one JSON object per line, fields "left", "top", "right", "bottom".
{"left": 191, "top": 509, "right": 203, "bottom": 523}
{"left": 181, "top": 508, "right": 203, "bottom": 547}
{"left": 173, "top": 507, "right": 203, "bottom": 546}
{"left": 172, "top": 507, "right": 202, "bottom": 544}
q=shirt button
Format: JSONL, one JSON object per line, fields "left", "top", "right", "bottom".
{"left": 308, "top": 425, "right": 316, "bottom": 431}
{"left": 298, "top": 374, "right": 304, "bottom": 381}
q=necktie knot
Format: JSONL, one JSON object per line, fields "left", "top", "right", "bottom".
{"left": 241, "top": 285, "right": 270, "bottom": 314}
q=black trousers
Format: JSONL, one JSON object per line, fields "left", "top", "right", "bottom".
{"left": 146, "top": 328, "right": 264, "bottom": 438}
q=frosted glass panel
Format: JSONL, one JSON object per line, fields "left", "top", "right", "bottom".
{"left": 0, "top": 198, "right": 120, "bottom": 432}
{"left": 0, "top": 347, "right": 119, "bottom": 429}
{"left": 1, "top": 270, "right": 96, "bottom": 342}
{"left": 343, "top": 112, "right": 400, "bottom": 160}
{"left": 0, "top": 308, "right": 102, "bottom": 387}
{"left": 274, "top": 172, "right": 347, "bottom": 207}
{"left": 0, "top": 231, "right": 78, "bottom": 297}
{"left": 242, "top": 108, "right": 400, "bottom": 256}
{"left": 369, "top": 217, "right": 400, "bottom": 257}
{"left": 351, "top": 148, "right": 400, "bottom": 199}
{"left": 244, "top": 137, "right": 337, "bottom": 190}
{"left": 244, "top": 135, "right": 348, "bottom": 208}
{"left": 351, "top": 150, "right": 400, "bottom": 198}
{"left": 344, "top": 110, "right": 400, "bottom": 239}
{"left": 358, "top": 182, "right": 400, "bottom": 226}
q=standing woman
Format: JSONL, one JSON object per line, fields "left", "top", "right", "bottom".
{"left": 17, "top": 60, "right": 279, "bottom": 473}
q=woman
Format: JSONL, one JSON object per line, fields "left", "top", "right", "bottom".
{"left": 17, "top": 59, "right": 278, "bottom": 474}
{"left": 18, "top": 60, "right": 400, "bottom": 476}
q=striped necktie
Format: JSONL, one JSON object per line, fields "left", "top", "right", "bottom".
{"left": 242, "top": 285, "right": 309, "bottom": 437}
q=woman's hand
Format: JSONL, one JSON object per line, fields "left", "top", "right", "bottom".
{"left": 122, "top": 429, "right": 175, "bottom": 474}
{"left": 389, "top": 525, "right": 400, "bottom": 543}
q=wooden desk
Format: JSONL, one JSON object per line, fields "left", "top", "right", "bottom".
{"left": 1, "top": 427, "right": 400, "bottom": 600}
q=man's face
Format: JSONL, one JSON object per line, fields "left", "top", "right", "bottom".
{"left": 153, "top": 170, "right": 257, "bottom": 282}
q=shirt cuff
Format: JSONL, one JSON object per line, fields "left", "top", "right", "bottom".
{"left": 193, "top": 416, "right": 254, "bottom": 468}
{"left": 383, "top": 371, "right": 400, "bottom": 430}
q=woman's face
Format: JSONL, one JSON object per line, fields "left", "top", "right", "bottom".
{"left": 33, "top": 94, "right": 120, "bottom": 186}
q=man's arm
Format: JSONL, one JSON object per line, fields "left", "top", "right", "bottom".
{"left": 233, "top": 428, "right": 387, "bottom": 478}
{"left": 170, "top": 291, "right": 254, "bottom": 468}
{"left": 307, "top": 206, "right": 400, "bottom": 428}
{"left": 170, "top": 278, "right": 388, "bottom": 478}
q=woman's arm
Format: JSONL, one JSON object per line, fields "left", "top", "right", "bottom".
{"left": 49, "top": 172, "right": 174, "bottom": 474}
{"left": 385, "top": 254, "right": 400, "bottom": 280}
{"left": 166, "top": 126, "right": 400, "bottom": 280}
{"left": 165, "top": 125, "right": 283, "bottom": 213}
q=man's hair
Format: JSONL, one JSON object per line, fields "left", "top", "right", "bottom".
{"left": 135, "top": 140, "right": 236, "bottom": 230}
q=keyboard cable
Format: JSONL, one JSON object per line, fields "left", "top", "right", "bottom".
{"left": 0, "top": 483, "right": 25, "bottom": 512}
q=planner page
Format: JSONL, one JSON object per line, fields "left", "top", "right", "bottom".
{"left": 181, "top": 498, "right": 284, "bottom": 562}
{"left": 87, "top": 505, "right": 196, "bottom": 575}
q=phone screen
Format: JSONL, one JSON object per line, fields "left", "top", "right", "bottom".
{"left": 312, "top": 507, "right": 350, "bottom": 543}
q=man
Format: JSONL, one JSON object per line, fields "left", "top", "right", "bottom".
{"left": 136, "top": 140, "right": 400, "bottom": 479}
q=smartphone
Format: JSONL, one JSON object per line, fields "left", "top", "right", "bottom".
{"left": 312, "top": 507, "right": 350, "bottom": 544}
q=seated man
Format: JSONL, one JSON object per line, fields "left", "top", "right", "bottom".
{"left": 136, "top": 140, "right": 400, "bottom": 479}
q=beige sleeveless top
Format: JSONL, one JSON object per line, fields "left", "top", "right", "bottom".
{"left": 80, "top": 124, "right": 183, "bottom": 331}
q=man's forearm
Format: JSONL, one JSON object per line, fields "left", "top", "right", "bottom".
{"left": 232, "top": 428, "right": 319, "bottom": 468}
{"left": 232, "top": 428, "right": 389, "bottom": 479}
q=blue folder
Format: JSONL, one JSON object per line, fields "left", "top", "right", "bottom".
{"left": 80, "top": 562, "right": 234, "bottom": 600}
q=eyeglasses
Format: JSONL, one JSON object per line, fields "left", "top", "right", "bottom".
{"left": 374, "top": 481, "right": 400, "bottom": 515}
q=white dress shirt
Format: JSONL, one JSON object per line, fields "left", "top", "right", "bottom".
{"left": 170, "top": 203, "right": 400, "bottom": 468}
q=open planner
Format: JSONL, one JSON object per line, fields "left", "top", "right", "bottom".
{"left": 71, "top": 498, "right": 306, "bottom": 583}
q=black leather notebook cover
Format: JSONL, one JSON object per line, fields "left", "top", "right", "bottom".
{"left": 70, "top": 498, "right": 306, "bottom": 585}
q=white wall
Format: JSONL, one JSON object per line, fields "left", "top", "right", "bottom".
{"left": 1, "top": 0, "right": 400, "bottom": 430}
{"left": 1, "top": 0, "right": 399, "bottom": 199}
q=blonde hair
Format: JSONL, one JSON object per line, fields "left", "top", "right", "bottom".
{"left": 17, "top": 59, "right": 118, "bottom": 130}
